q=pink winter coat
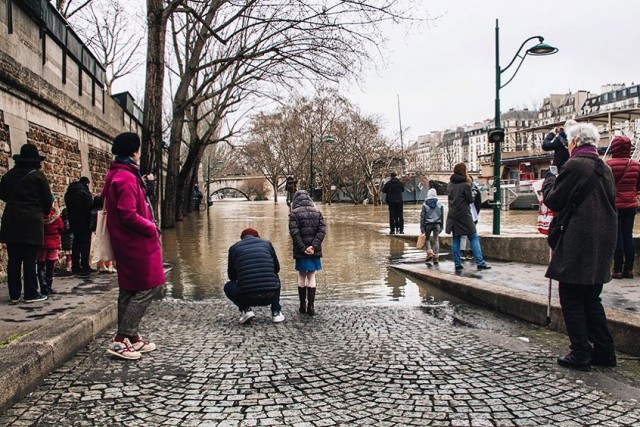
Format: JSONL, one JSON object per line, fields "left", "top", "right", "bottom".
{"left": 101, "top": 162, "right": 165, "bottom": 291}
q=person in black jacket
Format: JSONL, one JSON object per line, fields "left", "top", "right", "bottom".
{"left": 445, "top": 163, "right": 491, "bottom": 271}
{"left": 289, "top": 190, "right": 326, "bottom": 315}
{"left": 224, "top": 228, "right": 284, "bottom": 324}
{"left": 382, "top": 171, "right": 405, "bottom": 234}
{"left": 0, "top": 144, "right": 53, "bottom": 303}
{"left": 64, "top": 176, "right": 93, "bottom": 273}
{"left": 542, "top": 119, "right": 577, "bottom": 171}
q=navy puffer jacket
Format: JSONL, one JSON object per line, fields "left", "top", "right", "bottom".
{"left": 227, "top": 236, "right": 281, "bottom": 295}
{"left": 289, "top": 190, "right": 326, "bottom": 259}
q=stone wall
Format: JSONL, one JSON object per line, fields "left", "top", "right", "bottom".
{"left": 0, "top": 111, "right": 10, "bottom": 273}
{"left": 88, "top": 146, "right": 112, "bottom": 195}
{"left": 27, "top": 123, "right": 82, "bottom": 202}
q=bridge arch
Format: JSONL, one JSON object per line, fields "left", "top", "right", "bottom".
{"left": 210, "top": 187, "right": 251, "bottom": 201}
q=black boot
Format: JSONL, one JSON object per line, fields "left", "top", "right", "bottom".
{"left": 298, "top": 287, "right": 307, "bottom": 314}
{"left": 307, "top": 288, "right": 316, "bottom": 316}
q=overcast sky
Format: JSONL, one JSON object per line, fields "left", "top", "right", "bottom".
{"left": 340, "top": 0, "right": 640, "bottom": 144}
{"left": 112, "top": 1, "right": 640, "bottom": 146}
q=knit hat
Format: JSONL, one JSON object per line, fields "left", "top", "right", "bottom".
{"left": 13, "top": 144, "right": 45, "bottom": 163}
{"left": 240, "top": 228, "right": 260, "bottom": 239}
{"left": 427, "top": 188, "right": 438, "bottom": 200}
{"left": 112, "top": 132, "right": 141, "bottom": 156}
{"left": 610, "top": 135, "right": 631, "bottom": 159}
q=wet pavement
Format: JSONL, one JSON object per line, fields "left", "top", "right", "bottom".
{"left": 2, "top": 203, "right": 640, "bottom": 425}
{"left": 2, "top": 300, "right": 640, "bottom": 426}
{"left": 0, "top": 272, "right": 117, "bottom": 345}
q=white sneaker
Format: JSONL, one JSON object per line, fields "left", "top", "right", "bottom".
{"left": 106, "top": 338, "right": 141, "bottom": 360}
{"left": 239, "top": 309, "right": 255, "bottom": 324}
{"left": 107, "top": 266, "right": 117, "bottom": 273}
{"left": 272, "top": 311, "right": 285, "bottom": 323}
{"left": 131, "top": 336, "right": 156, "bottom": 353}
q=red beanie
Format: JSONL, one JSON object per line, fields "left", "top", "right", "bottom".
{"left": 240, "top": 228, "right": 260, "bottom": 238}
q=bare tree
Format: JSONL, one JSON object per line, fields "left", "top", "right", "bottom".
{"left": 54, "top": 0, "right": 95, "bottom": 19}
{"left": 69, "top": 0, "right": 145, "bottom": 94}
{"left": 154, "top": 0, "right": 421, "bottom": 227}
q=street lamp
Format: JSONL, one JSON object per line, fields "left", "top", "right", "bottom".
{"left": 309, "top": 134, "right": 335, "bottom": 200}
{"left": 492, "top": 18, "right": 557, "bottom": 235}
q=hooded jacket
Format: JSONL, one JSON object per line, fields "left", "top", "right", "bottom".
{"left": 289, "top": 191, "right": 326, "bottom": 259}
{"left": 420, "top": 195, "right": 444, "bottom": 234}
{"left": 445, "top": 173, "right": 476, "bottom": 237}
{"left": 42, "top": 208, "right": 64, "bottom": 249}
{"left": 606, "top": 136, "right": 640, "bottom": 209}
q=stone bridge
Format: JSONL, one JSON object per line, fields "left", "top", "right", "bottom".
{"left": 207, "top": 175, "right": 273, "bottom": 201}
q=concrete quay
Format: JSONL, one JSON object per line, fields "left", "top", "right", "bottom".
{"left": 0, "top": 273, "right": 119, "bottom": 414}
{"left": 1, "top": 233, "right": 640, "bottom": 424}
{"left": 393, "top": 233, "right": 640, "bottom": 356}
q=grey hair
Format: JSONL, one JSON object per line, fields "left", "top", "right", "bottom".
{"left": 564, "top": 119, "right": 578, "bottom": 128}
{"left": 566, "top": 123, "right": 600, "bottom": 147}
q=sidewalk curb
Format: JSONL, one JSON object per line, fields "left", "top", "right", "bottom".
{"left": 0, "top": 289, "right": 118, "bottom": 412}
{"left": 392, "top": 265, "right": 640, "bottom": 356}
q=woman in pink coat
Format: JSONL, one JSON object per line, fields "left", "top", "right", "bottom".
{"left": 101, "top": 132, "right": 165, "bottom": 360}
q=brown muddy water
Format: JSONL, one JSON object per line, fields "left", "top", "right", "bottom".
{"left": 161, "top": 198, "right": 545, "bottom": 304}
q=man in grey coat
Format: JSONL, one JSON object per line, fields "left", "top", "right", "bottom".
{"left": 543, "top": 123, "right": 617, "bottom": 371}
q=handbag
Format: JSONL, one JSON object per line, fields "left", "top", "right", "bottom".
{"left": 547, "top": 159, "right": 603, "bottom": 249}
{"left": 416, "top": 233, "right": 426, "bottom": 249}
{"left": 91, "top": 209, "right": 114, "bottom": 262}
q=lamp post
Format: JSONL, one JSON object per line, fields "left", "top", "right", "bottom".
{"left": 492, "top": 18, "right": 558, "bottom": 235}
{"left": 309, "top": 134, "right": 335, "bottom": 200}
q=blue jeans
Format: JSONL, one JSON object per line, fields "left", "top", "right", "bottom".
{"left": 452, "top": 233, "right": 485, "bottom": 267}
{"left": 613, "top": 208, "right": 636, "bottom": 273}
{"left": 224, "top": 281, "right": 281, "bottom": 313}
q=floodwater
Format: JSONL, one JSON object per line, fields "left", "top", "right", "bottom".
{"left": 161, "top": 198, "right": 545, "bottom": 304}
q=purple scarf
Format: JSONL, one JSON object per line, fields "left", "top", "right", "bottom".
{"left": 570, "top": 144, "right": 598, "bottom": 158}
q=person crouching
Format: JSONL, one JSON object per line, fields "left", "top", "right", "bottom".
{"left": 224, "top": 228, "right": 284, "bottom": 324}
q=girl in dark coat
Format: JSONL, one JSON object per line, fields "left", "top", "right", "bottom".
{"left": 445, "top": 163, "right": 490, "bottom": 271}
{"left": 289, "top": 190, "right": 326, "bottom": 315}
{"left": 543, "top": 123, "right": 617, "bottom": 371}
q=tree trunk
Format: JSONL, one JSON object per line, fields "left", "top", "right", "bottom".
{"left": 272, "top": 181, "right": 278, "bottom": 203}
{"left": 142, "top": 0, "right": 169, "bottom": 223}
{"left": 177, "top": 143, "right": 204, "bottom": 217}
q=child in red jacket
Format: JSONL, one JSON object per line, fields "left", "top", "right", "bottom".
{"left": 38, "top": 206, "right": 64, "bottom": 295}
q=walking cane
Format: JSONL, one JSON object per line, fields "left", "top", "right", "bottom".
{"left": 546, "top": 247, "right": 552, "bottom": 326}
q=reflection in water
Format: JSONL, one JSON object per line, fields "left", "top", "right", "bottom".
{"left": 160, "top": 200, "right": 582, "bottom": 305}
{"left": 162, "top": 201, "right": 428, "bottom": 304}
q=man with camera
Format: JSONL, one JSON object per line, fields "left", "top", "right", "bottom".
{"left": 542, "top": 119, "right": 577, "bottom": 171}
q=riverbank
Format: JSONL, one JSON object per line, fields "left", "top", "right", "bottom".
{"left": 2, "top": 215, "right": 640, "bottom": 414}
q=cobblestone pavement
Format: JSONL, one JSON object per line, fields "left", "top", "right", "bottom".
{"left": 2, "top": 299, "right": 640, "bottom": 426}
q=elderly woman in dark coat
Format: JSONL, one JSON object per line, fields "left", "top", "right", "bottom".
{"left": 543, "top": 123, "right": 617, "bottom": 371}
{"left": 445, "top": 162, "right": 490, "bottom": 271}
{"left": 0, "top": 144, "right": 53, "bottom": 303}
{"left": 289, "top": 190, "right": 326, "bottom": 315}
